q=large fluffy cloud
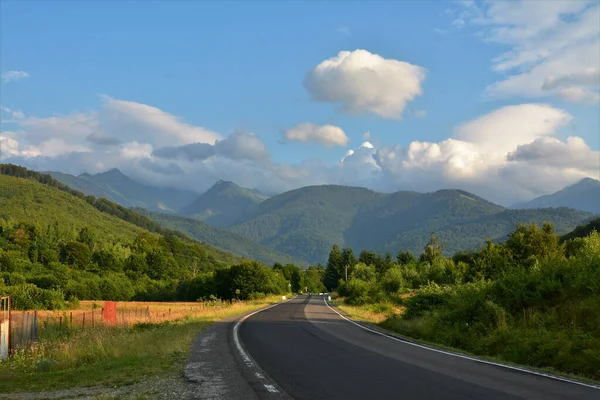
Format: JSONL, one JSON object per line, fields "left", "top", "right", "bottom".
{"left": 284, "top": 123, "right": 349, "bottom": 147}
{"left": 4, "top": 98, "right": 598, "bottom": 205}
{"left": 458, "top": 1, "right": 600, "bottom": 103}
{"left": 304, "top": 50, "right": 426, "bottom": 118}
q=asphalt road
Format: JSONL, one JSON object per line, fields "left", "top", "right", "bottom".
{"left": 238, "top": 295, "right": 600, "bottom": 400}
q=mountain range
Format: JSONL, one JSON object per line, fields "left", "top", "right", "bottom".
{"left": 46, "top": 169, "right": 198, "bottom": 213}
{"left": 47, "top": 168, "right": 598, "bottom": 265}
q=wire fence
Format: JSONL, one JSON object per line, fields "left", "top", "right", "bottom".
{"left": 1, "top": 297, "right": 241, "bottom": 357}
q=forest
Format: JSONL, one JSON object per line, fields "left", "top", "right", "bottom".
{"left": 324, "top": 220, "right": 600, "bottom": 378}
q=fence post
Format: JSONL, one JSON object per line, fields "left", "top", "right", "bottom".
{"left": 59, "top": 316, "right": 62, "bottom": 329}
{"left": 33, "top": 311, "right": 38, "bottom": 342}
{"left": 82, "top": 312, "right": 86, "bottom": 330}
{"left": 70, "top": 312, "right": 73, "bottom": 327}
{"left": 92, "top": 309, "right": 95, "bottom": 327}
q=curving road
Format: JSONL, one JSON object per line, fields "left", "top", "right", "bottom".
{"left": 238, "top": 295, "right": 599, "bottom": 400}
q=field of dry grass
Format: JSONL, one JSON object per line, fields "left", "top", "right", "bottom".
{"left": 1, "top": 296, "right": 284, "bottom": 393}
{"left": 11, "top": 299, "right": 256, "bottom": 330}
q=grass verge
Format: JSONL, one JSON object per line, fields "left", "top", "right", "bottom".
{"left": 0, "top": 297, "right": 281, "bottom": 393}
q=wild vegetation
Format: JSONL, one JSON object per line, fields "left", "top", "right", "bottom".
{"left": 326, "top": 221, "right": 600, "bottom": 379}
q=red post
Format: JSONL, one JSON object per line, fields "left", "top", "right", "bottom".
{"left": 103, "top": 302, "right": 117, "bottom": 325}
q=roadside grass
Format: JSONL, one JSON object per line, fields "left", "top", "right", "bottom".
{"left": 0, "top": 297, "right": 282, "bottom": 393}
{"left": 331, "top": 297, "right": 600, "bottom": 385}
{"left": 331, "top": 297, "right": 403, "bottom": 324}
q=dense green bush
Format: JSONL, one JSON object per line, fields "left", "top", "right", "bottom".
{"left": 327, "top": 223, "right": 600, "bottom": 378}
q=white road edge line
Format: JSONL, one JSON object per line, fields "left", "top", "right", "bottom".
{"left": 323, "top": 296, "right": 600, "bottom": 390}
{"left": 233, "top": 297, "right": 297, "bottom": 394}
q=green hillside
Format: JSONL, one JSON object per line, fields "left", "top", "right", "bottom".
{"left": 229, "top": 185, "right": 592, "bottom": 264}
{"left": 230, "top": 185, "right": 385, "bottom": 263}
{"left": 561, "top": 217, "right": 600, "bottom": 241}
{"left": 47, "top": 169, "right": 198, "bottom": 212}
{"left": 139, "top": 210, "right": 308, "bottom": 266}
{"left": 180, "top": 180, "right": 269, "bottom": 226}
{"left": 0, "top": 174, "right": 144, "bottom": 243}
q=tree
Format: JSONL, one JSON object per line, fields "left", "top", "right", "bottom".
{"left": 420, "top": 233, "right": 444, "bottom": 264}
{"left": 358, "top": 250, "right": 377, "bottom": 267}
{"left": 341, "top": 248, "right": 357, "bottom": 281}
{"left": 397, "top": 250, "right": 415, "bottom": 266}
{"left": 61, "top": 241, "right": 92, "bottom": 269}
{"left": 229, "top": 261, "right": 270, "bottom": 300}
{"left": 324, "top": 244, "right": 343, "bottom": 290}
{"left": 505, "top": 222, "right": 565, "bottom": 268}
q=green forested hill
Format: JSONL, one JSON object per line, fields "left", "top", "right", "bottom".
{"left": 228, "top": 185, "right": 593, "bottom": 264}
{"left": 561, "top": 217, "right": 600, "bottom": 241}
{"left": 230, "top": 185, "right": 385, "bottom": 263}
{"left": 0, "top": 174, "right": 144, "bottom": 242}
{"left": 180, "top": 180, "right": 269, "bottom": 227}
{"left": 0, "top": 167, "right": 240, "bottom": 266}
{"left": 139, "top": 210, "right": 308, "bottom": 266}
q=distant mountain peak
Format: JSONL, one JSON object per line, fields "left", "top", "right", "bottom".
{"left": 213, "top": 179, "right": 236, "bottom": 188}
{"left": 574, "top": 177, "right": 600, "bottom": 187}
{"left": 99, "top": 168, "right": 126, "bottom": 177}
{"left": 180, "top": 180, "right": 268, "bottom": 226}
{"left": 512, "top": 176, "right": 600, "bottom": 214}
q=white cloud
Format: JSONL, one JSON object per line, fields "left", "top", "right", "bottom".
{"left": 1, "top": 71, "right": 30, "bottom": 84}
{"left": 304, "top": 49, "right": 426, "bottom": 119}
{"left": 459, "top": 1, "right": 600, "bottom": 103}
{"left": 369, "top": 104, "right": 595, "bottom": 204}
{"left": 508, "top": 136, "right": 599, "bottom": 171}
{"left": 0, "top": 131, "right": 21, "bottom": 158}
{"left": 454, "top": 104, "right": 571, "bottom": 160}
{"left": 555, "top": 87, "right": 600, "bottom": 104}
{"left": 20, "top": 113, "right": 98, "bottom": 145}
{"left": 120, "top": 141, "right": 153, "bottom": 159}
{"left": 37, "top": 139, "right": 91, "bottom": 157}
{"left": 284, "top": 123, "right": 349, "bottom": 147}
{"left": 100, "top": 96, "right": 221, "bottom": 146}
{"left": 0, "top": 106, "right": 25, "bottom": 121}
{"left": 214, "top": 131, "right": 270, "bottom": 162}
{"left": 5, "top": 98, "right": 597, "bottom": 205}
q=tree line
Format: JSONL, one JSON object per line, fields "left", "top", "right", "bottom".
{"left": 0, "top": 220, "right": 305, "bottom": 309}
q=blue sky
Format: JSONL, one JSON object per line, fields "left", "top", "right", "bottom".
{"left": 1, "top": 1, "right": 599, "bottom": 204}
